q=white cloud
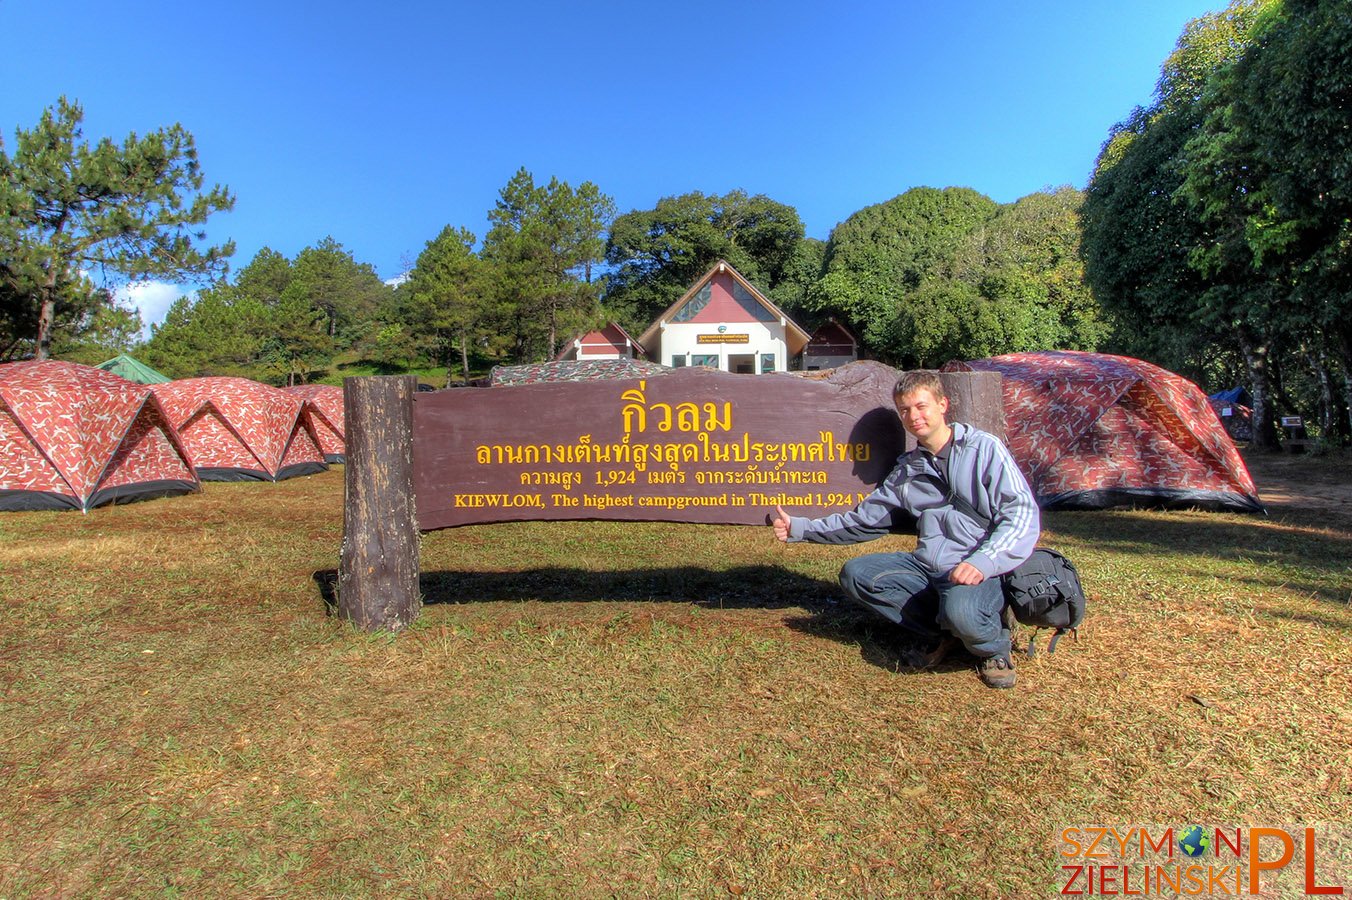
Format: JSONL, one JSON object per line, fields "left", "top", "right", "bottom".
{"left": 114, "top": 281, "right": 189, "bottom": 338}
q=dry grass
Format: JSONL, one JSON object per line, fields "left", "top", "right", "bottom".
{"left": 0, "top": 453, "right": 1349, "bottom": 898}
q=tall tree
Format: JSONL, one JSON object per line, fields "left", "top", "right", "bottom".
{"left": 49, "top": 293, "right": 144, "bottom": 365}
{"left": 141, "top": 285, "right": 269, "bottom": 379}
{"left": 808, "top": 186, "right": 1103, "bottom": 367}
{"left": 603, "top": 190, "right": 806, "bottom": 331}
{"left": 284, "top": 237, "right": 389, "bottom": 345}
{"left": 1082, "top": 0, "right": 1281, "bottom": 445}
{"left": 0, "top": 261, "right": 120, "bottom": 361}
{"left": 1178, "top": 0, "right": 1352, "bottom": 442}
{"left": 806, "top": 186, "right": 999, "bottom": 364}
{"left": 977, "top": 188, "right": 1107, "bottom": 353}
{"left": 234, "top": 247, "right": 293, "bottom": 307}
{"left": 481, "top": 168, "right": 614, "bottom": 360}
{"left": 0, "top": 97, "right": 234, "bottom": 359}
{"left": 399, "top": 225, "right": 501, "bottom": 384}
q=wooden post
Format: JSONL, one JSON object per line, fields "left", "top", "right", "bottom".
{"left": 338, "top": 375, "right": 420, "bottom": 631}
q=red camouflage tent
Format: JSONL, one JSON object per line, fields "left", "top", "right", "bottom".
{"left": 151, "top": 377, "right": 328, "bottom": 481}
{"left": 942, "top": 351, "right": 1263, "bottom": 513}
{"left": 0, "top": 361, "right": 199, "bottom": 511}
{"left": 281, "top": 383, "right": 344, "bottom": 462}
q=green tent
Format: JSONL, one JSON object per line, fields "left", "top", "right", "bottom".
{"left": 95, "top": 354, "right": 171, "bottom": 384}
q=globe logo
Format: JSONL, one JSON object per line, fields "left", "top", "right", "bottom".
{"left": 1179, "top": 825, "right": 1212, "bottom": 858}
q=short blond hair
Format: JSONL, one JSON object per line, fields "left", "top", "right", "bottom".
{"left": 893, "top": 370, "right": 946, "bottom": 402}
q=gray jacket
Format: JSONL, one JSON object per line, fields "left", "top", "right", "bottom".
{"left": 786, "top": 422, "right": 1040, "bottom": 579}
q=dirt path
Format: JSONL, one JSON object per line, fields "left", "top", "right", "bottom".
{"left": 1242, "top": 449, "right": 1352, "bottom": 528}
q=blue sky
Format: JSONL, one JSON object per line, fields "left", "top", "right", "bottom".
{"left": 2, "top": 0, "right": 1220, "bottom": 331}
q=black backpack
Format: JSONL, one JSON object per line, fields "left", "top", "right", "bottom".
{"left": 1000, "top": 548, "right": 1086, "bottom": 656}
{"left": 938, "top": 471, "right": 1087, "bottom": 656}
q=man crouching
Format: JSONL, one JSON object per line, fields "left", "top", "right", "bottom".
{"left": 771, "top": 370, "right": 1039, "bottom": 688}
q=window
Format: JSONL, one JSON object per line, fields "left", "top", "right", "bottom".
{"left": 733, "top": 282, "right": 777, "bottom": 322}
{"left": 692, "top": 354, "right": 719, "bottom": 368}
{"left": 672, "top": 284, "right": 712, "bottom": 323}
{"left": 670, "top": 355, "right": 687, "bottom": 367}
{"left": 760, "top": 353, "right": 776, "bottom": 374}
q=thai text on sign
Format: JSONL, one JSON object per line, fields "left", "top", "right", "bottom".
{"left": 412, "top": 361, "right": 908, "bottom": 529}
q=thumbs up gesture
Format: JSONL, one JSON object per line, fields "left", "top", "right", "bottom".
{"left": 771, "top": 504, "right": 792, "bottom": 542}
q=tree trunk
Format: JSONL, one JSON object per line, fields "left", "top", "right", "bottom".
{"left": 1341, "top": 362, "right": 1352, "bottom": 447}
{"left": 1237, "top": 330, "right": 1279, "bottom": 450}
{"left": 1337, "top": 334, "right": 1352, "bottom": 445}
{"left": 337, "top": 375, "right": 421, "bottom": 631}
{"left": 35, "top": 284, "right": 56, "bottom": 361}
{"left": 1307, "top": 348, "right": 1335, "bottom": 442}
{"left": 459, "top": 334, "right": 470, "bottom": 386}
{"left": 945, "top": 370, "right": 1005, "bottom": 441}
{"left": 547, "top": 300, "right": 558, "bottom": 361}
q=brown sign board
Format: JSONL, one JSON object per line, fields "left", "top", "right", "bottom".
{"left": 412, "top": 361, "right": 919, "bottom": 530}
{"left": 696, "top": 333, "right": 750, "bottom": 344}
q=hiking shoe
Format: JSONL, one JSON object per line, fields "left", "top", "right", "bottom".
{"left": 902, "top": 635, "right": 958, "bottom": 669}
{"left": 977, "top": 655, "right": 1016, "bottom": 689}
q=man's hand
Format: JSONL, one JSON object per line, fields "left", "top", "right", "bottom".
{"left": 948, "top": 561, "right": 985, "bottom": 585}
{"left": 771, "top": 504, "right": 792, "bottom": 542}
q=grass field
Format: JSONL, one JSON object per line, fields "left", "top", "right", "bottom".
{"left": 1, "top": 453, "right": 1349, "bottom": 897}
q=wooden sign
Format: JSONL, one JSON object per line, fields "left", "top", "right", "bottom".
{"left": 696, "top": 333, "right": 750, "bottom": 344}
{"left": 413, "top": 361, "right": 910, "bottom": 530}
{"left": 338, "top": 364, "right": 1004, "bottom": 631}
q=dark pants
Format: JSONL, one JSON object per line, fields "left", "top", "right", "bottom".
{"left": 838, "top": 551, "right": 1010, "bottom": 659}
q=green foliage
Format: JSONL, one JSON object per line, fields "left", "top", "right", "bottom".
{"left": 48, "top": 295, "right": 144, "bottom": 365}
{"left": 1083, "top": 0, "right": 1352, "bottom": 445}
{"left": 603, "top": 191, "right": 808, "bottom": 332}
{"left": 234, "top": 247, "right": 292, "bottom": 306}
{"left": 0, "top": 266, "right": 135, "bottom": 362}
{"left": 141, "top": 239, "right": 395, "bottom": 384}
{"left": 262, "top": 290, "right": 330, "bottom": 385}
{"left": 808, "top": 186, "right": 1100, "bottom": 367}
{"left": 0, "top": 96, "right": 234, "bottom": 359}
{"left": 766, "top": 237, "right": 826, "bottom": 321}
{"left": 1181, "top": 0, "right": 1352, "bottom": 363}
{"left": 482, "top": 168, "right": 615, "bottom": 361}
{"left": 397, "top": 225, "right": 503, "bottom": 384}
{"left": 141, "top": 285, "right": 270, "bottom": 379}
{"left": 284, "top": 236, "right": 390, "bottom": 346}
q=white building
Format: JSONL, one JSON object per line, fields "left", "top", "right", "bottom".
{"left": 636, "top": 260, "right": 810, "bottom": 374}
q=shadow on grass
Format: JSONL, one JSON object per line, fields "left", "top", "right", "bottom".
{"left": 1044, "top": 509, "right": 1352, "bottom": 606}
{"left": 312, "top": 565, "right": 951, "bottom": 673}
{"left": 421, "top": 565, "right": 838, "bottom": 609}
{"left": 314, "top": 565, "right": 841, "bottom": 613}
{"left": 1256, "top": 604, "right": 1352, "bottom": 632}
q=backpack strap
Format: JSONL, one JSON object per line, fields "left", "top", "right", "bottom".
{"left": 1046, "top": 627, "right": 1079, "bottom": 655}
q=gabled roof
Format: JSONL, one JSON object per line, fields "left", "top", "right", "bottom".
{"left": 554, "top": 322, "right": 648, "bottom": 361}
{"left": 636, "top": 260, "right": 811, "bottom": 357}
{"left": 807, "top": 319, "right": 859, "bottom": 347}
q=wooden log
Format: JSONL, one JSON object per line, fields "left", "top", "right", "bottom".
{"left": 941, "top": 370, "right": 1005, "bottom": 442}
{"left": 904, "top": 370, "right": 1006, "bottom": 450}
{"left": 338, "top": 375, "right": 420, "bottom": 631}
